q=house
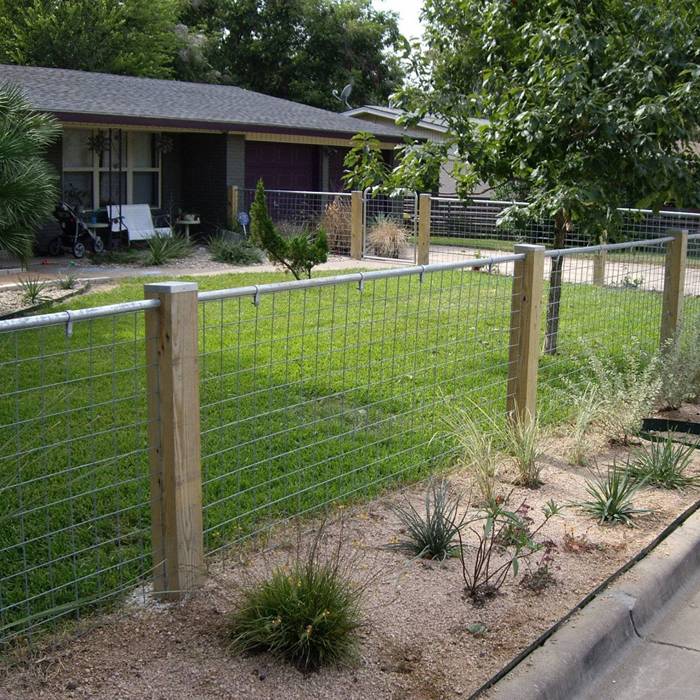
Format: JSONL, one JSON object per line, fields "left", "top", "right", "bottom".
{"left": 0, "top": 64, "right": 406, "bottom": 247}
{"left": 342, "top": 105, "right": 490, "bottom": 196}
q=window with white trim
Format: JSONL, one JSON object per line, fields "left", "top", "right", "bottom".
{"left": 62, "top": 128, "right": 162, "bottom": 210}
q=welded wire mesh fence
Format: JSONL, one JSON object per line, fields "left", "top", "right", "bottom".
{"left": 237, "top": 188, "right": 353, "bottom": 255}
{"left": 0, "top": 306, "right": 155, "bottom": 647}
{"left": 428, "top": 197, "right": 700, "bottom": 264}
{"left": 197, "top": 260, "right": 517, "bottom": 552}
{"left": 0, "top": 231, "right": 696, "bottom": 648}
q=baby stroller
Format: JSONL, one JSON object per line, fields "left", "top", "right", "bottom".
{"left": 49, "top": 202, "right": 105, "bottom": 258}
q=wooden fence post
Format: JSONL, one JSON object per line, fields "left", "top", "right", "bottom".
{"left": 351, "top": 190, "right": 363, "bottom": 260}
{"left": 507, "top": 244, "right": 545, "bottom": 422}
{"left": 145, "top": 281, "right": 204, "bottom": 600}
{"left": 660, "top": 229, "right": 688, "bottom": 349}
{"left": 417, "top": 193, "right": 431, "bottom": 265}
{"left": 228, "top": 185, "right": 239, "bottom": 229}
{"left": 592, "top": 250, "right": 607, "bottom": 286}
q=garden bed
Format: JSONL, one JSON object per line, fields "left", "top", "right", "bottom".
{"left": 0, "top": 283, "right": 89, "bottom": 319}
{"left": 2, "top": 426, "right": 698, "bottom": 700}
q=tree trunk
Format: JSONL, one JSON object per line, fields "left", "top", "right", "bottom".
{"left": 544, "top": 211, "right": 570, "bottom": 355}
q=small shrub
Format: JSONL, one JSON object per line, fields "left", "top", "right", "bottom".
{"left": 562, "top": 528, "right": 596, "bottom": 554}
{"left": 390, "top": 478, "right": 469, "bottom": 560}
{"left": 209, "top": 234, "right": 263, "bottom": 265}
{"left": 627, "top": 435, "right": 698, "bottom": 490}
{"left": 367, "top": 215, "right": 408, "bottom": 258}
{"left": 503, "top": 415, "right": 545, "bottom": 487}
{"left": 228, "top": 532, "right": 363, "bottom": 672}
{"left": 579, "top": 462, "right": 650, "bottom": 525}
{"left": 565, "top": 383, "right": 604, "bottom": 466}
{"left": 658, "top": 318, "right": 700, "bottom": 409}
{"left": 57, "top": 274, "right": 78, "bottom": 290}
{"left": 144, "top": 233, "right": 193, "bottom": 266}
{"left": 319, "top": 198, "right": 351, "bottom": 253}
{"left": 580, "top": 351, "right": 660, "bottom": 445}
{"left": 495, "top": 502, "right": 534, "bottom": 548}
{"left": 18, "top": 276, "right": 48, "bottom": 304}
{"left": 459, "top": 498, "right": 562, "bottom": 604}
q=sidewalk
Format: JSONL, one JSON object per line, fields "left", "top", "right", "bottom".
{"left": 578, "top": 570, "right": 700, "bottom": 700}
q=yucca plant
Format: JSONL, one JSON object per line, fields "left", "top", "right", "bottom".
{"left": 18, "top": 275, "right": 48, "bottom": 304}
{"left": 390, "top": 478, "right": 471, "bottom": 560}
{"left": 627, "top": 436, "right": 698, "bottom": 490}
{"left": 57, "top": 274, "right": 78, "bottom": 290}
{"left": 144, "top": 233, "right": 193, "bottom": 266}
{"left": 0, "top": 84, "right": 60, "bottom": 262}
{"left": 579, "top": 462, "right": 650, "bottom": 525}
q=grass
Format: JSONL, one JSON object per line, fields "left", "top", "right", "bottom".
{"left": 0, "top": 264, "right": 692, "bottom": 643}
{"left": 627, "top": 436, "right": 698, "bottom": 490}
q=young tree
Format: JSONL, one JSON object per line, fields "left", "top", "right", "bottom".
{"left": 390, "top": 0, "right": 700, "bottom": 353}
{"left": 0, "top": 83, "right": 60, "bottom": 261}
{"left": 250, "top": 180, "right": 328, "bottom": 279}
{"left": 0, "top": 0, "right": 180, "bottom": 79}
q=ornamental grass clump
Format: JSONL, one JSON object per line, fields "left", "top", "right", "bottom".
{"left": 228, "top": 532, "right": 363, "bottom": 672}
{"left": 144, "top": 233, "right": 193, "bottom": 266}
{"left": 579, "top": 462, "right": 650, "bottom": 525}
{"left": 367, "top": 215, "right": 408, "bottom": 258}
{"left": 627, "top": 435, "right": 698, "bottom": 490}
{"left": 390, "top": 478, "right": 470, "bottom": 560}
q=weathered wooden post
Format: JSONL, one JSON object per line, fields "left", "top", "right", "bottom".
{"left": 417, "top": 193, "right": 431, "bottom": 265}
{"left": 351, "top": 190, "right": 363, "bottom": 260}
{"left": 228, "top": 185, "right": 239, "bottom": 229}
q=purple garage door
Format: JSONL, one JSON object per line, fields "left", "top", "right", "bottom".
{"left": 245, "top": 142, "right": 319, "bottom": 190}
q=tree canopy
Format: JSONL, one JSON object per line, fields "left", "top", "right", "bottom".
{"left": 0, "top": 0, "right": 181, "bottom": 78}
{"left": 0, "top": 0, "right": 405, "bottom": 110}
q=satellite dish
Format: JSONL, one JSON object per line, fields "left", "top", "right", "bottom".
{"left": 332, "top": 83, "right": 353, "bottom": 109}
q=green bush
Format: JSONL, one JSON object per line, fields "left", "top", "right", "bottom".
{"left": 229, "top": 536, "right": 363, "bottom": 671}
{"left": 627, "top": 436, "right": 698, "bottom": 490}
{"left": 658, "top": 317, "right": 700, "bottom": 409}
{"left": 144, "top": 233, "right": 192, "bottom": 266}
{"left": 209, "top": 234, "right": 263, "bottom": 265}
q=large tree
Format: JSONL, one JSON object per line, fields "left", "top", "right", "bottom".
{"left": 182, "top": 0, "right": 405, "bottom": 110}
{"left": 390, "top": 0, "right": 700, "bottom": 353}
{"left": 0, "top": 84, "right": 59, "bottom": 261}
{"left": 0, "top": 0, "right": 181, "bottom": 78}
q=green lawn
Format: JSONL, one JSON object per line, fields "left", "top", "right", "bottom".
{"left": 0, "top": 266, "right": 681, "bottom": 644}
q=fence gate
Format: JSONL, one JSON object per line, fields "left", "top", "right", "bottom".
{"left": 363, "top": 190, "right": 418, "bottom": 263}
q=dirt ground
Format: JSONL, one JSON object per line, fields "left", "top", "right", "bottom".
{"left": 1, "top": 416, "right": 699, "bottom": 700}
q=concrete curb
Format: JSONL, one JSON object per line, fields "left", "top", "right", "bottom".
{"left": 481, "top": 505, "right": 700, "bottom": 700}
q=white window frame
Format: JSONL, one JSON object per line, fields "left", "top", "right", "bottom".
{"left": 62, "top": 128, "right": 162, "bottom": 209}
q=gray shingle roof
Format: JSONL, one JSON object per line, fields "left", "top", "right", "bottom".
{"left": 0, "top": 64, "right": 406, "bottom": 140}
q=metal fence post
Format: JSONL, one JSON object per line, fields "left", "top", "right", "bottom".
{"left": 660, "top": 229, "right": 688, "bottom": 348}
{"left": 145, "top": 281, "right": 204, "bottom": 600}
{"left": 351, "top": 190, "right": 363, "bottom": 260}
{"left": 228, "top": 185, "right": 239, "bottom": 229}
{"left": 417, "top": 193, "right": 431, "bottom": 265}
{"left": 507, "top": 244, "right": 545, "bottom": 421}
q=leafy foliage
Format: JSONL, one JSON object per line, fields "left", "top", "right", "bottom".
{"left": 390, "top": 0, "right": 700, "bottom": 353}
{"left": 250, "top": 180, "right": 328, "bottom": 280}
{"left": 342, "top": 133, "right": 391, "bottom": 192}
{"left": 144, "top": 233, "right": 192, "bottom": 266}
{"left": 459, "top": 498, "right": 561, "bottom": 604}
{"left": 228, "top": 531, "right": 363, "bottom": 671}
{"left": 580, "top": 462, "right": 649, "bottom": 525}
{"left": 209, "top": 234, "right": 263, "bottom": 265}
{"left": 658, "top": 316, "right": 700, "bottom": 409}
{"left": 0, "top": 0, "right": 180, "bottom": 78}
{"left": 627, "top": 436, "right": 698, "bottom": 490}
{"left": 390, "top": 479, "right": 469, "bottom": 560}
{"left": 182, "top": 0, "right": 404, "bottom": 109}
{"left": 0, "top": 83, "right": 59, "bottom": 261}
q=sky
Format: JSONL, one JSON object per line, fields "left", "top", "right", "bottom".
{"left": 374, "top": 0, "right": 424, "bottom": 41}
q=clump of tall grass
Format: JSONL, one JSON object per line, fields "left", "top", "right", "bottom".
{"left": 627, "top": 435, "right": 698, "bottom": 490}
{"left": 366, "top": 215, "right": 408, "bottom": 258}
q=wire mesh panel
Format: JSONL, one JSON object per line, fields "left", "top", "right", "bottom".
{"left": 237, "top": 188, "right": 353, "bottom": 256}
{"left": 197, "top": 260, "right": 520, "bottom": 552}
{"left": 0, "top": 310, "right": 154, "bottom": 647}
{"left": 536, "top": 239, "right": 674, "bottom": 413}
{"left": 363, "top": 191, "right": 417, "bottom": 263}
